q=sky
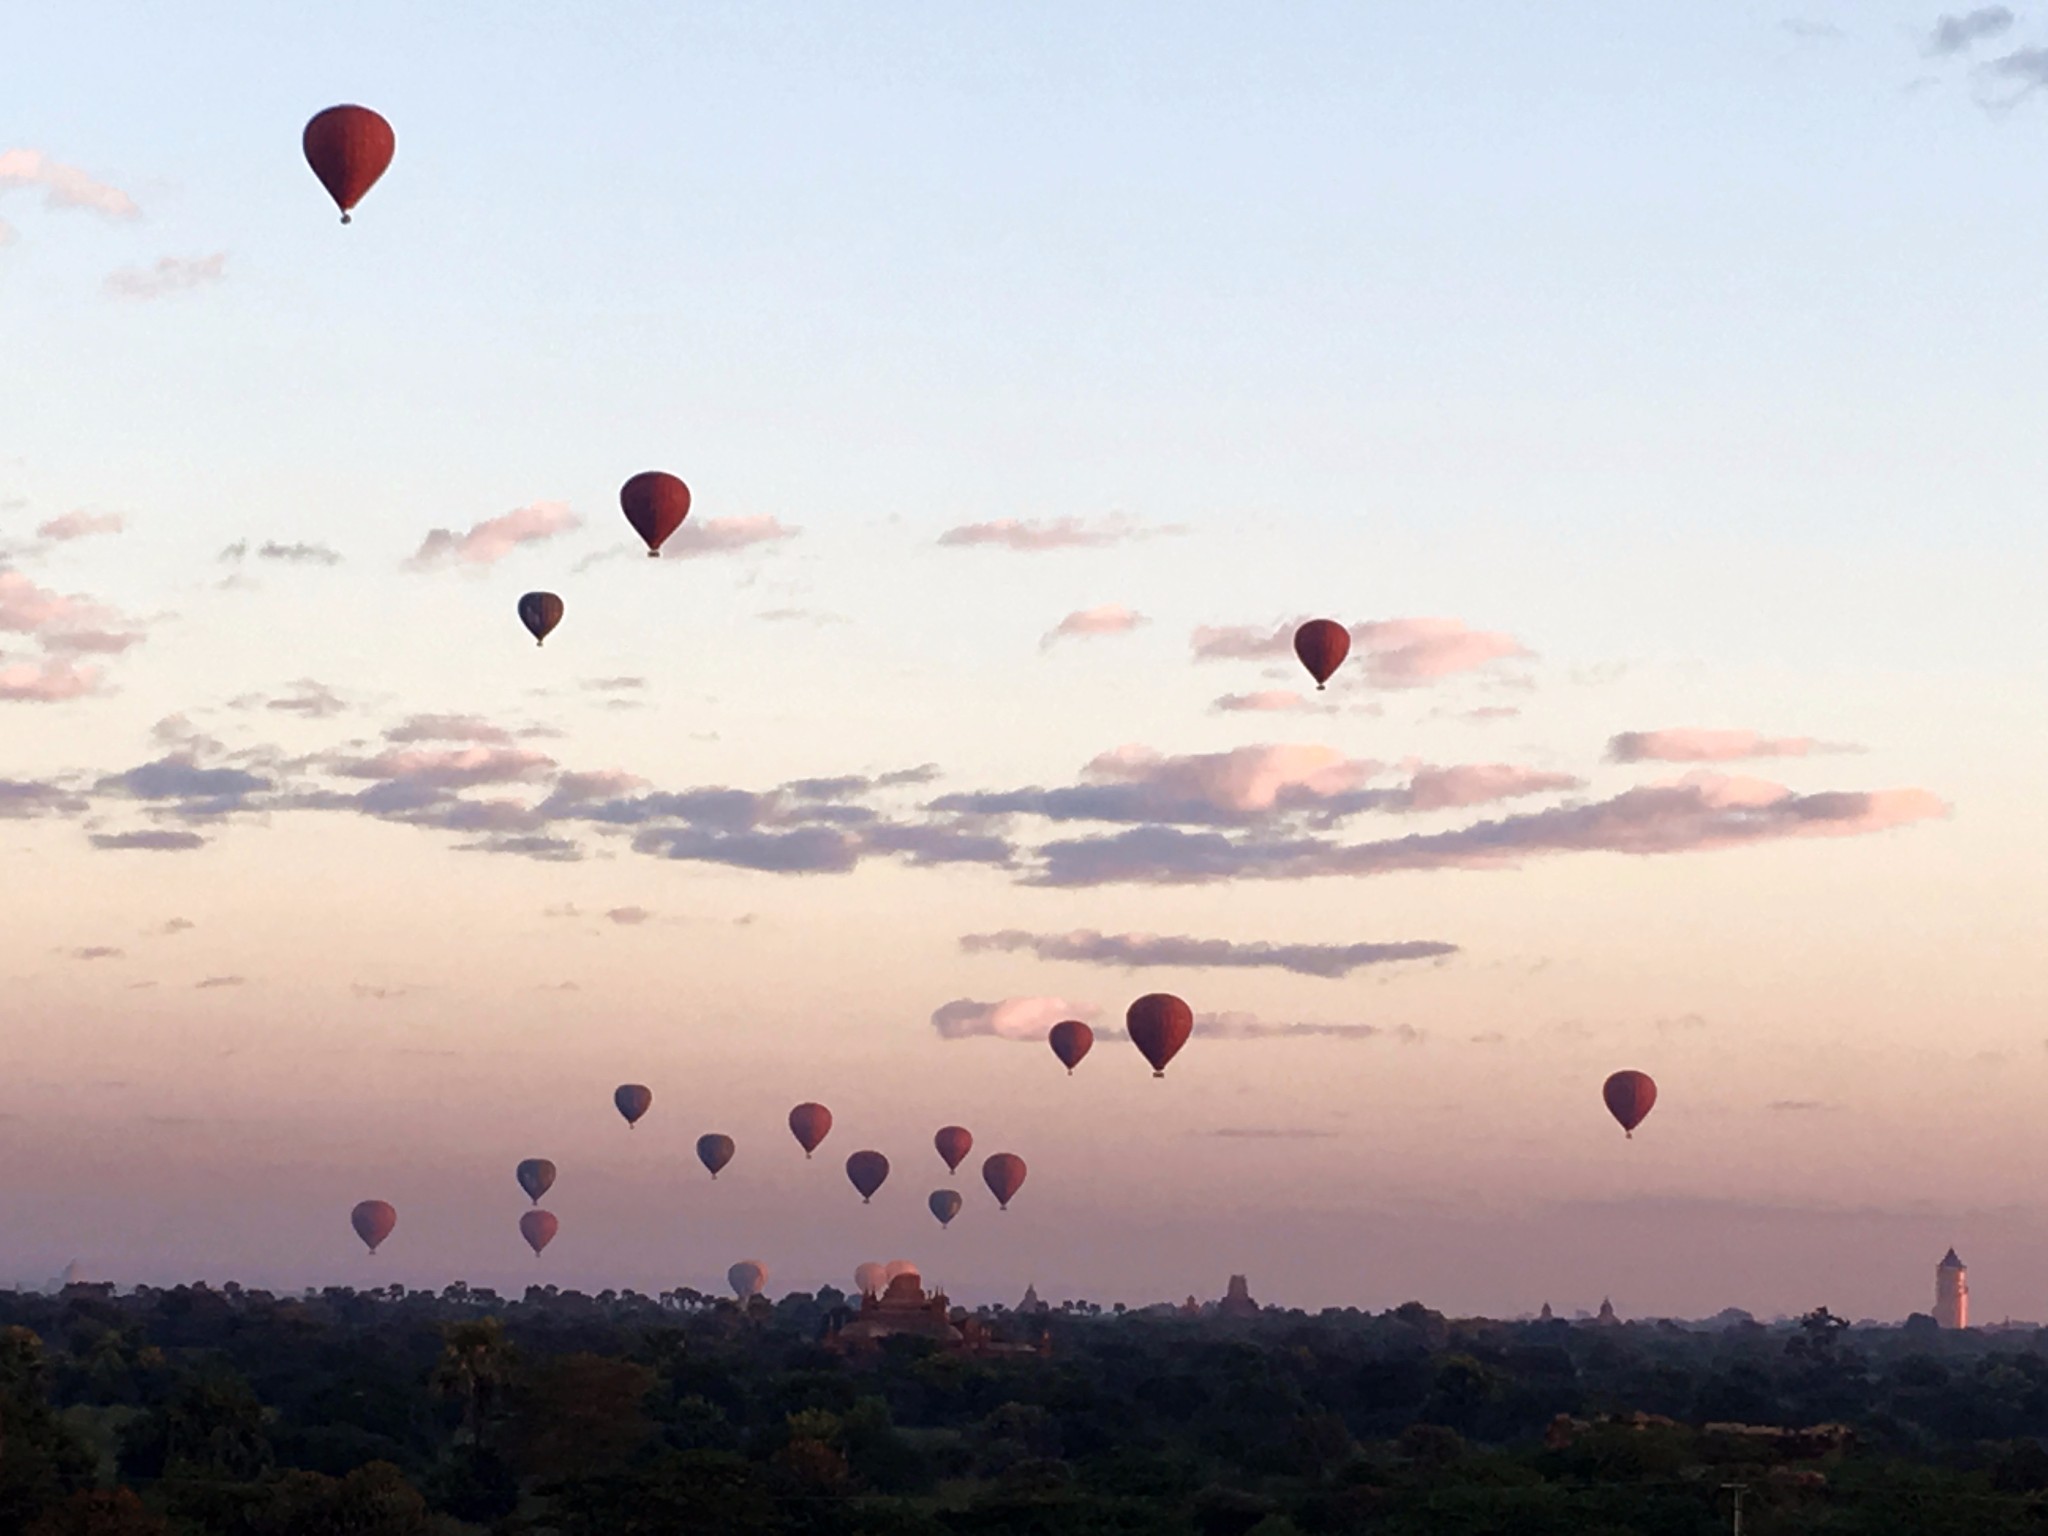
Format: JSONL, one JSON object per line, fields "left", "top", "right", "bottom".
{"left": 4, "top": 2, "right": 2048, "bottom": 1322}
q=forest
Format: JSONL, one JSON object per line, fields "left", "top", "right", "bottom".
{"left": 4, "top": 1280, "right": 2048, "bottom": 1535}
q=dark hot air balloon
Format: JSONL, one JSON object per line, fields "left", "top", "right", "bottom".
{"left": 520, "top": 1209, "right": 558, "bottom": 1256}
{"left": 303, "top": 106, "right": 394, "bottom": 224}
{"left": 1293, "top": 619, "right": 1351, "bottom": 690}
{"left": 518, "top": 592, "right": 563, "bottom": 646}
{"left": 697, "top": 1134, "right": 735, "bottom": 1180}
{"left": 1127, "top": 993, "right": 1193, "bottom": 1078}
{"left": 929, "top": 1189, "right": 963, "bottom": 1229}
{"left": 1603, "top": 1071, "right": 1657, "bottom": 1138}
{"left": 934, "top": 1125, "right": 972, "bottom": 1175}
{"left": 615, "top": 1084, "right": 652, "bottom": 1128}
{"left": 515, "top": 1159, "right": 556, "bottom": 1205}
{"left": 351, "top": 1200, "right": 396, "bottom": 1254}
{"left": 620, "top": 472, "right": 691, "bottom": 557}
{"left": 846, "top": 1150, "right": 889, "bottom": 1203}
{"left": 729, "top": 1259, "right": 767, "bottom": 1299}
{"left": 1049, "top": 1019, "right": 1093, "bottom": 1074}
{"left": 788, "top": 1102, "right": 832, "bottom": 1159}
{"left": 982, "top": 1153, "right": 1027, "bottom": 1210}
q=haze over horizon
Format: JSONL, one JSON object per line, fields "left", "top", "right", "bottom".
{"left": 6, "top": 3, "right": 2046, "bottom": 1323}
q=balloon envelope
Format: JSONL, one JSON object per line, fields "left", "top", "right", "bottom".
{"left": 614, "top": 1084, "right": 652, "bottom": 1127}
{"left": 1049, "top": 1019, "right": 1094, "bottom": 1074}
{"left": 788, "top": 1102, "right": 832, "bottom": 1158}
{"left": 303, "top": 105, "right": 394, "bottom": 223}
{"left": 1127, "top": 993, "right": 1193, "bottom": 1077}
{"left": 1293, "top": 619, "right": 1351, "bottom": 689}
{"left": 854, "top": 1261, "right": 887, "bottom": 1297}
{"left": 982, "top": 1153, "right": 1027, "bottom": 1210}
{"left": 728, "top": 1260, "right": 767, "bottom": 1300}
{"left": 884, "top": 1260, "right": 919, "bottom": 1282}
{"left": 620, "top": 471, "right": 691, "bottom": 557}
{"left": 929, "top": 1189, "right": 963, "bottom": 1228}
{"left": 846, "top": 1150, "right": 890, "bottom": 1203}
{"left": 520, "top": 1209, "right": 558, "bottom": 1256}
{"left": 697, "top": 1134, "right": 735, "bottom": 1179}
{"left": 350, "top": 1200, "right": 395, "bottom": 1254}
{"left": 934, "top": 1125, "right": 973, "bottom": 1174}
{"left": 518, "top": 591, "right": 563, "bottom": 646}
{"left": 1603, "top": 1070, "right": 1658, "bottom": 1137}
{"left": 515, "top": 1159, "right": 556, "bottom": 1205}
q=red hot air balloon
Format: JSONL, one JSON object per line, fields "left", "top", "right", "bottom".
{"left": 845, "top": 1150, "right": 889, "bottom": 1203}
{"left": 515, "top": 1159, "right": 555, "bottom": 1205}
{"left": 1293, "top": 619, "right": 1351, "bottom": 691}
{"left": 303, "top": 106, "right": 395, "bottom": 225}
{"left": 620, "top": 472, "right": 691, "bottom": 557}
{"left": 518, "top": 592, "right": 564, "bottom": 647}
{"left": 1603, "top": 1071, "right": 1658, "bottom": 1138}
{"left": 697, "top": 1134, "right": 735, "bottom": 1180}
{"left": 934, "top": 1126, "right": 973, "bottom": 1175}
{"left": 1127, "top": 993, "right": 1193, "bottom": 1078}
{"left": 982, "top": 1153, "right": 1027, "bottom": 1211}
{"left": 351, "top": 1200, "right": 396, "bottom": 1255}
{"left": 929, "top": 1189, "right": 963, "bottom": 1229}
{"left": 788, "top": 1102, "right": 832, "bottom": 1159}
{"left": 615, "top": 1084, "right": 652, "bottom": 1128}
{"left": 520, "top": 1210, "right": 558, "bottom": 1256}
{"left": 1049, "top": 1019, "right": 1093, "bottom": 1075}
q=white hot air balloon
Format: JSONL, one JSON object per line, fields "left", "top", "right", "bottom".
{"left": 728, "top": 1260, "right": 767, "bottom": 1301}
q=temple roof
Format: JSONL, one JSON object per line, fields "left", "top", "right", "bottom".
{"left": 1940, "top": 1248, "right": 1965, "bottom": 1269}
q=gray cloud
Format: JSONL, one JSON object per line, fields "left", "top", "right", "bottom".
{"left": 254, "top": 540, "right": 342, "bottom": 566}
{"left": 605, "top": 905, "right": 653, "bottom": 925}
{"left": 68, "top": 946, "right": 123, "bottom": 961}
{"left": 195, "top": 974, "right": 246, "bottom": 988}
{"left": 0, "top": 778, "right": 89, "bottom": 818}
{"left": 1196, "top": 1012, "right": 1423, "bottom": 1043}
{"left": 1929, "top": 6, "right": 2013, "bottom": 54}
{"left": 1206, "top": 1127, "right": 1339, "bottom": 1140}
{"left": 89, "top": 830, "right": 206, "bottom": 852}
{"left": 960, "top": 928, "right": 1457, "bottom": 980}
{"left": 938, "top": 515, "right": 1181, "bottom": 552}
{"left": 383, "top": 714, "right": 513, "bottom": 745}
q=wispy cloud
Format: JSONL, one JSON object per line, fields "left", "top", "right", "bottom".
{"left": 35, "top": 511, "right": 123, "bottom": 542}
{"left": 105, "top": 253, "right": 226, "bottom": 300}
{"left": 1213, "top": 691, "right": 1314, "bottom": 713}
{"left": 68, "top": 946, "right": 124, "bottom": 961}
{"left": 195, "top": 975, "right": 246, "bottom": 989}
{"left": 1196, "top": 1011, "right": 1423, "bottom": 1043}
{"left": 253, "top": 541, "right": 342, "bottom": 567}
{"left": 89, "top": 830, "right": 206, "bottom": 852}
{"left": 664, "top": 516, "right": 799, "bottom": 557}
{"left": 605, "top": 905, "right": 653, "bottom": 925}
{"left": 931, "top": 996, "right": 1096, "bottom": 1041}
{"left": 405, "top": 502, "right": 581, "bottom": 570}
{"left": 939, "top": 515, "right": 1180, "bottom": 552}
{"left": 1042, "top": 605, "right": 1147, "bottom": 648}
{"left": 383, "top": 714, "right": 512, "bottom": 745}
{"left": 1206, "top": 1127, "right": 1339, "bottom": 1140}
{"left": 0, "top": 657, "right": 101, "bottom": 702}
{"left": 0, "top": 149, "right": 138, "bottom": 218}
{"left": 1191, "top": 617, "right": 1529, "bottom": 687}
{"left": 959, "top": 928, "right": 1456, "bottom": 980}
{"left": 1928, "top": 6, "right": 2013, "bottom": 54}
{"left": 260, "top": 679, "right": 347, "bottom": 719}
{"left": 1607, "top": 728, "right": 1852, "bottom": 763}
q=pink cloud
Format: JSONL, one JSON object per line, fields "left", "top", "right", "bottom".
{"left": 0, "top": 658, "right": 100, "bottom": 702}
{"left": 938, "top": 516, "right": 1177, "bottom": 552}
{"left": 605, "top": 906, "right": 654, "bottom": 925}
{"left": 1353, "top": 618, "right": 1530, "bottom": 687}
{"left": 1190, "top": 621, "right": 1296, "bottom": 661}
{"left": 664, "top": 516, "right": 799, "bottom": 557}
{"left": 1085, "top": 743, "right": 1376, "bottom": 814}
{"left": 930, "top": 996, "right": 1098, "bottom": 1041}
{"left": 1042, "top": 605, "right": 1147, "bottom": 648}
{"left": 1212, "top": 690, "right": 1311, "bottom": 713}
{"left": 0, "top": 571, "right": 108, "bottom": 634}
{"left": 1402, "top": 764, "right": 1583, "bottom": 812}
{"left": 332, "top": 746, "right": 555, "bottom": 789}
{"left": 405, "top": 502, "right": 581, "bottom": 570}
{"left": 0, "top": 149, "right": 138, "bottom": 218}
{"left": 1607, "top": 729, "right": 1852, "bottom": 763}
{"left": 384, "top": 714, "right": 513, "bottom": 745}
{"left": 36, "top": 511, "right": 124, "bottom": 542}
{"left": 104, "top": 253, "right": 226, "bottom": 300}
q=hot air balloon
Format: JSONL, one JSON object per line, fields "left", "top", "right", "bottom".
{"left": 934, "top": 1125, "right": 972, "bottom": 1175}
{"left": 854, "top": 1261, "right": 887, "bottom": 1298}
{"left": 1049, "top": 1019, "right": 1093, "bottom": 1074}
{"left": 520, "top": 1209, "right": 558, "bottom": 1256}
{"left": 728, "top": 1259, "right": 767, "bottom": 1300}
{"left": 884, "top": 1260, "right": 919, "bottom": 1283}
{"left": 615, "top": 1084, "right": 652, "bottom": 1128}
{"left": 697, "top": 1134, "right": 735, "bottom": 1180}
{"left": 1293, "top": 619, "right": 1351, "bottom": 691}
{"left": 846, "top": 1150, "right": 889, "bottom": 1204}
{"left": 982, "top": 1153, "right": 1027, "bottom": 1211}
{"left": 788, "top": 1102, "right": 832, "bottom": 1159}
{"left": 929, "top": 1189, "right": 963, "bottom": 1229}
{"left": 518, "top": 592, "right": 564, "bottom": 647}
{"left": 515, "top": 1159, "right": 556, "bottom": 1205}
{"left": 1603, "top": 1070, "right": 1657, "bottom": 1138}
{"left": 1127, "top": 993, "right": 1193, "bottom": 1078}
{"left": 620, "top": 471, "right": 691, "bottom": 557}
{"left": 351, "top": 1199, "right": 396, "bottom": 1255}
{"left": 302, "top": 106, "right": 395, "bottom": 225}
